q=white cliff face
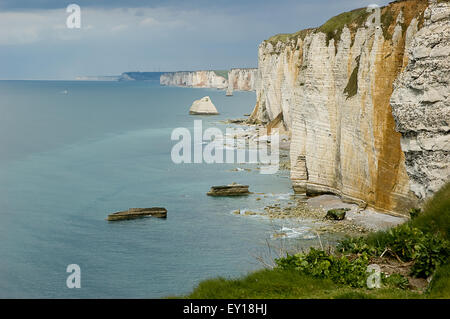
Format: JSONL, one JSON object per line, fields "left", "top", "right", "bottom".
{"left": 227, "top": 68, "right": 257, "bottom": 93}
{"left": 250, "top": 0, "right": 433, "bottom": 215}
{"left": 391, "top": 1, "right": 450, "bottom": 200}
{"left": 250, "top": 38, "right": 303, "bottom": 126}
{"left": 161, "top": 69, "right": 257, "bottom": 92}
{"left": 160, "top": 71, "right": 228, "bottom": 89}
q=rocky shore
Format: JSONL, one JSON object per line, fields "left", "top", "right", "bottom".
{"left": 222, "top": 118, "right": 408, "bottom": 239}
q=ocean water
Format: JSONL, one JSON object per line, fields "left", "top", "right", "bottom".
{"left": 0, "top": 80, "right": 330, "bottom": 298}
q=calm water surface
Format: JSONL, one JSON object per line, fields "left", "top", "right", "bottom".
{"left": 0, "top": 80, "right": 334, "bottom": 298}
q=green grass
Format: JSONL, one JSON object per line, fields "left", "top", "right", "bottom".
{"left": 317, "top": 8, "right": 370, "bottom": 46}
{"left": 266, "top": 7, "right": 370, "bottom": 48}
{"left": 266, "top": 29, "right": 313, "bottom": 47}
{"left": 180, "top": 182, "right": 450, "bottom": 299}
{"left": 184, "top": 269, "right": 422, "bottom": 299}
{"left": 410, "top": 182, "right": 450, "bottom": 240}
{"left": 428, "top": 263, "right": 450, "bottom": 298}
{"left": 213, "top": 70, "right": 229, "bottom": 80}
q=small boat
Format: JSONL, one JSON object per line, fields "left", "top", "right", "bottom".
{"left": 107, "top": 207, "right": 167, "bottom": 221}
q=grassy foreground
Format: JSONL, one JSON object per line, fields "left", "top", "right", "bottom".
{"left": 183, "top": 183, "right": 450, "bottom": 299}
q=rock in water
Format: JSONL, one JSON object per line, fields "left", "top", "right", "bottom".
{"left": 325, "top": 208, "right": 349, "bottom": 221}
{"left": 107, "top": 208, "right": 167, "bottom": 221}
{"left": 189, "top": 96, "right": 219, "bottom": 115}
{"left": 207, "top": 183, "right": 250, "bottom": 196}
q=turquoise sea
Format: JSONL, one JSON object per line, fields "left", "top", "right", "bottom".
{"left": 0, "top": 80, "right": 331, "bottom": 298}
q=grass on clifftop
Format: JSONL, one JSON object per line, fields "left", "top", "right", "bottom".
{"left": 266, "top": 0, "right": 429, "bottom": 49}
{"left": 317, "top": 7, "right": 370, "bottom": 45}
{"left": 266, "top": 7, "right": 370, "bottom": 47}
{"left": 182, "top": 183, "right": 450, "bottom": 299}
{"left": 266, "top": 29, "right": 314, "bottom": 47}
{"left": 213, "top": 70, "right": 229, "bottom": 80}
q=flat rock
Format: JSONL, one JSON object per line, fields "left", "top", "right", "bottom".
{"left": 107, "top": 207, "right": 167, "bottom": 221}
{"left": 207, "top": 183, "right": 250, "bottom": 196}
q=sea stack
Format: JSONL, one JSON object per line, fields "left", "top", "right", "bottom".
{"left": 189, "top": 96, "right": 219, "bottom": 115}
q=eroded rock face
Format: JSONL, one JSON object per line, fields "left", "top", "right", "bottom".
{"left": 189, "top": 96, "right": 219, "bottom": 115}
{"left": 249, "top": 0, "right": 433, "bottom": 215}
{"left": 249, "top": 37, "right": 302, "bottom": 127}
{"left": 391, "top": 1, "right": 450, "bottom": 200}
{"left": 160, "top": 69, "right": 257, "bottom": 92}
{"left": 160, "top": 71, "right": 228, "bottom": 89}
{"left": 227, "top": 68, "right": 257, "bottom": 94}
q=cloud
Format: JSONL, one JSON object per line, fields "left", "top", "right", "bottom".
{"left": 139, "top": 17, "right": 159, "bottom": 27}
{"left": 0, "top": 11, "right": 53, "bottom": 45}
{"left": 0, "top": 0, "right": 394, "bottom": 79}
{"left": 111, "top": 24, "right": 128, "bottom": 32}
{"left": 0, "top": 6, "right": 188, "bottom": 45}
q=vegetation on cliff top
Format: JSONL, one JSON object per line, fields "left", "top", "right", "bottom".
{"left": 317, "top": 7, "right": 370, "bottom": 46}
{"left": 265, "top": 0, "right": 429, "bottom": 48}
{"left": 182, "top": 182, "right": 450, "bottom": 299}
{"left": 212, "top": 70, "right": 229, "bottom": 80}
{"left": 265, "top": 6, "right": 370, "bottom": 47}
{"left": 266, "top": 29, "right": 314, "bottom": 47}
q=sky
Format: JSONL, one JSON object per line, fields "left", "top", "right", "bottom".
{"left": 0, "top": 0, "right": 391, "bottom": 79}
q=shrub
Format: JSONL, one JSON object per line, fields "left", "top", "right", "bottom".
{"left": 275, "top": 248, "right": 369, "bottom": 288}
{"left": 411, "top": 182, "right": 450, "bottom": 240}
{"left": 336, "top": 236, "right": 381, "bottom": 255}
{"left": 337, "top": 224, "right": 450, "bottom": 278}
{"left": 382, "top": 273, "right": 409, "bottom": 290}
{"left": 409, "top": 208, "right": 421, "bottom": 219}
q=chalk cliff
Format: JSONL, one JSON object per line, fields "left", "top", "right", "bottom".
{"left": 160, "top": 71, "right": 228, "bottom": 89}
{"left": 391, "top": 1, "right": 450, "bottom": 201}
{"left": 226, "top": 68, "right": 258, "bottom": 93}
{"left": 160, "top": 69, "right": 257, "bottom": 92}
{"left": 249, "top": 0, "right": 447, "bottom": 215}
